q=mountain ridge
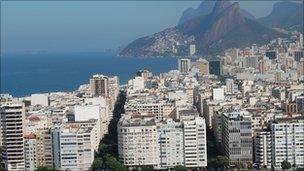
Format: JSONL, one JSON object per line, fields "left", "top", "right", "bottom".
{"left": 120, "top": 1, "right": 288, "bottom": 57}
{"left": 178, "top": 0, "right": 255, "bottom": 25}
{"left": 258, "top": 1, "right": 303, "bottom": 32}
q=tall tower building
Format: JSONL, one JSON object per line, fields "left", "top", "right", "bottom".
{"left": 209, "top": 60, "right": 222, "bottom": 76}
{"left": 194, "top": 58, "right": 209, "bottom": 75}
{"left": 0, "top": 102, "right": 25, "bottom": 170}
{"left": 258, "top": 59, "right": 266, "bottom": 74}
{"left": 90, "top": 74, "right": 109, "bottom": 97}
{"left": 298, "top": 58, "right": 304, "bottom": 79}
{"left": 136, "top": 70, "right": 152, "bottom": 80}
{"left": 254, "top": 131, "right": 272, "bottom": 169}
{"left": 225, "top": 79, "right": 234, "bottom": 94}
{"left": 178, "top": 58, "right": 191, "bottom": 73}
{"left": 293, "top": 50, "right": 303, "bottom": 62}
{"left": 24, "top": 133, "right": 38, "bottom": 171}
{"left": 296, "top": 96, "right": 304, "bottom": 115}
{"left": 270, "top": 117, "right": 304, "bottom": 169}
{"left": 52, "top": 123, "right": 96, "bottom": 171}
{"left": 36, "top": 128, "right": 53, "bottom": 168}
{"left": 118, "top": 115, "right": 159, "bottom": 168}
{"left": 222, "top": 111, "right": 252, "bottom": 165}
{"left": 189, "top": 44, "right": 196, "bottom": 56}
{"left": 183, "top": 117, "right": 207, "bottom": 168}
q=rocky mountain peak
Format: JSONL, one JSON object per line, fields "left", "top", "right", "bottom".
{"left": 212, "top": 0, "right": 231, "bottom": 15}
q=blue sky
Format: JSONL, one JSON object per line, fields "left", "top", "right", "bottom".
{"left": 0, "top": 1, "right": 296, "bottom": 53}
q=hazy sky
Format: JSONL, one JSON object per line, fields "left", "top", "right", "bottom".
{"left": 0, "top": 1, "right": 298, "bottom": 53}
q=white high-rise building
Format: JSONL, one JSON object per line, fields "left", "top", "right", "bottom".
{"left": 24, "top": 133, "right": 38, "bottom": 171}
{"left": 118, "top": 115, "right": 159, "bottom": 168}
{"left": 225, "top": 79, "right": 234, "bottom": 94}
{"left": 124, "top": 99, "right": 174, "bottom": 121}
{"left": 74, "top": 104, "right": 101, "bottom": 121}
{"left": 158, "top": 119, "right": 184, "bottom": 168}
{"left": 183, "top": 117, "right": 207, "bottom": 168}
{"left": 30, "top": 93, "right": 49, "bottom": 106}
{"left": 127, "top": 76, "right": 145, "bottom": 91}
{"left": 52, "top": 123, "right": 96, "bottom": 171}
{"left": 74, "top": 102, "right": 107, "bottom": 139}
{"left": 212, "top": 87, "right": 225, "bottom": 101}
{"left": 270, "top": 117, "right": 304, "bottom": 169}
{"left": 118, "top": 115, "right": 207, "bottom": 169}
{"left": 0, "top": 102, "right": 25, "bottom": 171}
{"left": 178, "top": 58, "right": 191, "bottom": 73}
{"left": 189, "top": 44, "right": 196, "bottom": 56}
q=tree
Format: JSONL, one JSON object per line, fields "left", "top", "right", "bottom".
{"left": 281, "top": 160, "right": 292, "bottom": 170}
{"left": 247, "top": 162, "right": 253, "bottom": 170}
{"left": 91, "top": 157, "right": 103, "bottom": 171}
{"left": 140, "top": 165, "right": 154, "bottom": 171}
{"left": 208, "top": 158, "right": 218, "bottom": 168}
{"left": 105, "top": 155, "right": 127, "bottom": 171}
{"left": 216, "top": 155, "right": 229, "bottom": 169}
{"left": 173, "top": 165, "right": 187, "bottom": 171}
{"left": 208, "top": 155, "right": 229, "bottom": 170}
{"left": 98, "top": 143, "right": 109, "bottom": 156}
{"left": 37, "top": 166, "right": 56, "bottom": 171}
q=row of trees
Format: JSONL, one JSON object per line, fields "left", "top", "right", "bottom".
{"left": 208, "top": 156, "right": 229, "bottom": 170}
{"left": 91, "top": 91, "right": 126, "bottom": 171}
{"left": 208, "top": 157, "right": 292, "bottom": 170}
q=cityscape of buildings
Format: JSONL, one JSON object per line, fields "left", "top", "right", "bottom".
{"left": 1, "top": 32, "right": 304, "bottom": 170}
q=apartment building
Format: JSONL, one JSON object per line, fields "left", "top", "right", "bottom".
{"left": 24, "top": 133, "right": 38, "bottom": 171}
{"left": 36, "top": 128, "right": 53, "bottom": 168}
{"left": 117, "top": 115, "right": 159, "bottom": 168}
{"left": 178, "top": 58, "right": 191, "bottom": 73}
{"left": 222, "top": 110, "right": 253, "bottom": 165}
{"left": 183, "top": 117, "right": 207, "bottom": 168}
{"left": 52, "top": 123, "right": 96, "bottom": 171}
{"left": 158, "top": 119, "right": 184, "bottom": 168}
{"left": 124, "top": 98, "right": 174, "bottom": 121}
{"left": 118, "top": 114, "right": 207, "bottom": 169}
{"left": 90, "top": 74, "right": 109, "bottom": 97}
{"left": 271, "top": 117, "right": 304, "bottom": 169}
{"left": 255, "top": 131, "right": 272, "bottom": 169}
{"left": 0, "top": 102, "right": 25, "bottom": 170}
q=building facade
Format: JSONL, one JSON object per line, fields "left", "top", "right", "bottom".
{"left": 222, "top": 111, "right": 253, "bottom": 165}
{"left": 90, "top": 74, "right": 109, "bottom": 97}
{"left": 118, "top": 115, "right": 207, "bottom": 169}
{"left": 0, "top": 102, "right": 25, "bottom": 170}
{"left": 178, "top": 58, "right": 191, "bottom": 73}
{"left": 270, "top": 117, "right": 304, "bottom": 169}
{"left": 51, "top": 123, "right": 95, "bottom": 171}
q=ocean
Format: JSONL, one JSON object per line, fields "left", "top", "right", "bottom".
{"left": 1, "top": 52, "right": 178, "bottom": 97}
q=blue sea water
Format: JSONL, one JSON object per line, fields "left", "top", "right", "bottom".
{"left": 1, "top": 52, "right": 178, "bottom": 97}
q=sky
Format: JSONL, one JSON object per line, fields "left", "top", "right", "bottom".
{"left": 0, "top": 1, "right": 299, "bottom": 54}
